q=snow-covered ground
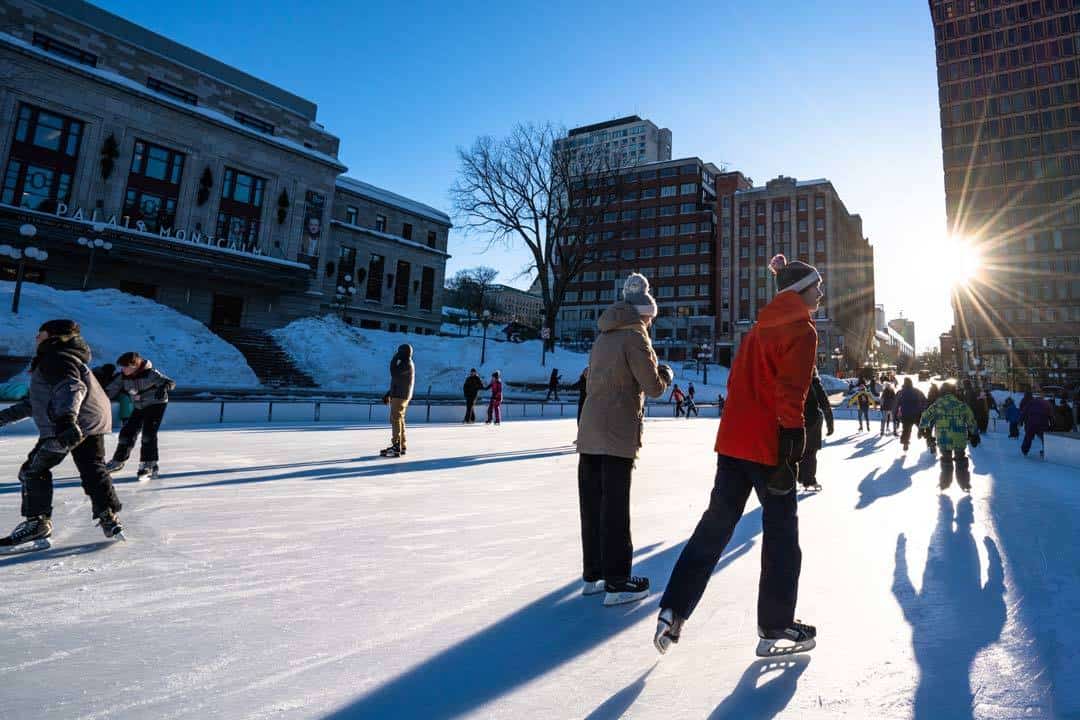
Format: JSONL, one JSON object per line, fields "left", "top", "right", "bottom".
{"left": 0, "top": 416, "right": 1074, "bottom": 719}
{"left": 0, "top": 281, "right": 258, "bottom": 387}
{"left": 271, "top": 315, "right": 729, "bottom": 396}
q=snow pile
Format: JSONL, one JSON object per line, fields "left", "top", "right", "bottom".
{"left": 271, "top": 315, "right": 729, "bottom": 396}
{"left": 0, "top": 281, "right": 258, "bottom": 387}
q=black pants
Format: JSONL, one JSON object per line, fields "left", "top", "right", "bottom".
{"left": 576, "top": 399, "right": 585, "bottom": 425}
{"left": 464, "top": 395, "right": 478, "bottom": 423}
{"left": 939, "top": 449, "right": 970, "bottom": 488}
{"left": 661, "top": 455, "right": 801, "bottom": 629}
{"left": 546, "top": 387, "right": 559, "bottom": 401}
{"left": 112, "top": 403, "right": 167, "bottom": 463}
{"left": 578, "top": 454, "right": 634, "bottom": 583}
{"left": 1008, "top": 421, "right": 1019, "bottom": 438}
{"left": 900, "top": 417, "right": 920, "bottom": 446}
{"left": 1021, "top": 428, "right": 1044, "bottom": 455}
{"left": 20, "top": 435, "right": 121, "bottom": 519}
{"left": 798, "top": 447, "right": 819, "bottom": 487}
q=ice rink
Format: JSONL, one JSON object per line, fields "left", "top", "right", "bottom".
{"left": 1, "top": 415, "right": 1076, "bottom": 719}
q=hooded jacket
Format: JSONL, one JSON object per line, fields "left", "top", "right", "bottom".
{"left": 715, "top": 290, "right": 818, "bottom": 466}
{"left": 576, "top": 301, "right": 669, "bottom": 459}
{"left": 803, "top": 372, "right": 834, "bottom": 452}
{"left": 1020, "top": 396, "right": 1052, "bottom": 433}
{"left": 105, "top": 359, "right": 175, "bottom": 410}
{"left": 463, "top": 373, "right": 484, "bottom": 399}
{"left": 388, "top": 344, "right": 414, "bottom": 401}
{"left": 896, "top": 383, "right": 926, "bottom": 419}
{"left": 0, "top": 334, "right": 111, "bottom": 438}
{"left": 919, "top": 394, "right": 977, "bottom": 452}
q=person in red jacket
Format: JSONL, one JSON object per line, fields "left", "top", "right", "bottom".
{"left": 654, "top": 254, "right": 822, "bottom": 658}
{"left": 484, "top": 371, "right": 503, "bottom": 425}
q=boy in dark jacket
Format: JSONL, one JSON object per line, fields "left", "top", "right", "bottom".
{"left": 895, "top": 378, "right": 926, "bottom": 451}
{"left": 545, "top": 368, "right": 561, "bottom": 401}
{"left": 462, "top": 369, "right": 483, "bottom": 424}
{"left": 1020, "top": 395, "right": 1053, "bottom": 457}
{"left": 0, "top": 320, "right": 123, "bottom": 549}
{"left": 799, "top": 368, "right": 834, "bottom": 491}
{"left": 1002, "top": 397, "right": 1020, "bottom": 438}
{"left": 569, "top": 367, "right": 589, "bottom": 425}
{"left": 879, "top": 383, "right": 898, "bottom": 436}
{"left": 105, "top": 352, "right": 175, "bottom": 480}
{"left": 382, "top": 344, "right": 414, "bottom": 456}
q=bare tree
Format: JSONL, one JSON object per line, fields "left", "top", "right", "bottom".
{"left": 451, "top": 123, "right": 628, "bottom": 351}
{"left": 447, "top": 266, "right": 499, "bottom": 335}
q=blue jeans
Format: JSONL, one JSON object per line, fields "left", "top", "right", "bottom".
{"left": 660, "top": 454, "right": 801, "bottom": 629}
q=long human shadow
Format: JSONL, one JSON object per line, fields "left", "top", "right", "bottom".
{"left": 0, "top": 539, "right": 118, "bottom": 568}
{"left": 707, "top": 656, "right": 811, "bottom": 719}
{"left": 854, "top": 453, "right": 935, "bottom": 510}
{"left": 319, "top": 497, "right": 798, "bottom": 719}
{"left": 582, "top": 663, "right": 656, "bottom": 720}
{"left": 156, "top": 448, "right": 577, "bottom": 492}
{"left": 892, "top": 495, "right": 1006, "bottom": 720}
{"left": 847, "top": 434, "right": 890, "bottom": 460}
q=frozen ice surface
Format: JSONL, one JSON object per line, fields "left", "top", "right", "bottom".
{"left": 0, "top": 416, "right": 1074, "bottom": 719}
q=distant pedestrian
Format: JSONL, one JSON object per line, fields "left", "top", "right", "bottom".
{"left": 485, "top": 371, "right": 503, "bottom": 425}
{"left": 1002, "top": 397, "right": 1020, "bottom": 438}
{"left": 687, "top": 382, "right": 696, "bottom": 401}
{"left": 717, "top": 394, "right": 725, "bottom": 418}
{"left": 848, "top": 385, "right": 875, "bottom": 431}
{"left": 879, "top": 383, "right": 897, "bottom": 436}
{"left": 799, "top": 368, "right": 834, "bottom": 492}
{"left": 684, "top": 394, "right": 699, "bottom": 418}
{"left": 380, "top": 344, "right": 413, "bottom": 457}
{"left": 462, "top": 368, "right": 483, "bottom": 424}
{"left": 569, "top": 367, "right": 589, "bottom": 425}
{"left": 1019, "top": 394, "right": 1053, "bottom": 457}
{"left": 895, "top": 377, "right": 926, "bottom": 450}
{"left": 670, "top": 384, "right": 686, "bottom": 417}
{"left": 1053, "top": 397, "right": 1076, "bottom": 432}
{"left": 545, "top": 368, "right": 561, "bottom": 401}
{"left": 104, "top": 352, "right": 176, "bottom": 480}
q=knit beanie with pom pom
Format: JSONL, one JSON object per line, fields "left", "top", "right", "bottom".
{"left": 622, "top": 272, "right": 658, "bottom": 318}
{"left": 769, "top": 254, "right": 821, "bottom": 294}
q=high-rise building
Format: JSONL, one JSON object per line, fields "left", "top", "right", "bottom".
{"left": 889, "top": 316, "right": 916, "bottom": 350}
{"left": 929, "top": 0, "right": 1080, "bottom": 388}
{"left": 724, "top": 176, "right": 876, "bottom": 373}
{"left": 554, "top": 116, "right": 672, "bottom": 173}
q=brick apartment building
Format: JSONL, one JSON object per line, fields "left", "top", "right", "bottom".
{"left": 930, "top": 0, "right": 1080, "bottom": 387}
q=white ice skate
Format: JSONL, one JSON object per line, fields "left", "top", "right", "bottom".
{"left": 653, "top": 608, "right": 684, "bottom": 654}
{"left": 756, "top": 621, "right": 816, "bottom": 657}
{"left": 581, "top": 579, "right": 605, "bottom": 596}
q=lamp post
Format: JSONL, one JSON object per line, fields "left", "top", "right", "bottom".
{"left": 480, "top": 309, "right": 492, "bottom": 365}
{"left": 334, "top": 274, "right": 357, "bottom": 320}
{"left": 831, "top": 346, "right": 844, "bottom": 377}
{"left": 2, "top": 224, "right": 48, "bottom": 314}
{"left": 75, "top": 230, "right": 113, "bottom": 290}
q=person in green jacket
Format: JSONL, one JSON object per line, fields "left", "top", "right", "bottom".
{"left": 919, "top": 383, "right": 979, "bottom": 492}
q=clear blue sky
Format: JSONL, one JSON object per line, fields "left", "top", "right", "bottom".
{"left": 95, "top": 0, "right": 948, "bottom": 351}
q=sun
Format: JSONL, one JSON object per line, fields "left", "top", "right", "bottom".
{"left": 938, "top": 234, "right": 982, "bottom": 287}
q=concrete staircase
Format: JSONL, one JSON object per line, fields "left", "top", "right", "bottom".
{"left": 212, "top": 327, "right": 318, "bottom": 389}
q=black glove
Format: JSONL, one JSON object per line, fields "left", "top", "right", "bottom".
{"left": 657, "top": 364, "right": 675, "bottom": 385}
{"left": 382, "top": 393, "right": 391, "bottom": 405}
{"left": 826, "top": 422, "right": 835, "bottom": 437}
{"left": 767, "top": 427, "right": 806, "bottom": 496}
{"left": 53, "top": 416, "right": 83, "bottom": 450}
{"left": 968, "top": 431, "right": 981, "bottom": 448}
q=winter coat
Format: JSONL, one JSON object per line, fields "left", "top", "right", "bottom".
{"left": 0, "top": 335, "right": 111, "bottom": 438}
{"left": 105, "top": 360, "right": 175, "bottom": 410}
{"left": 715, "top": 290, "right": 817, "bottom": 466}
{"left": 688, "top": 384, "right": 696, "bottom": 400}
{"left": 803, "top": 374, "right": 834, "bottom": 452}
{"left": 1020, "top": 397, "right": 1052, "bottom": 433}
{"left": 388, "top": 344, "right": 414, "bottom": 401}
{"left": 1002, "top": 399, "right": 1020, "bottom": 424}
{"left": 671, "top": 388, "right": 686, "bottom": 403}
{"left": 1053, "top": 404, "right": 1076, "bottom": 432}
{"left": 847, "top": 389, "right": 877, "bottom": 409}
{"left": 880, "top": 386, "right": 897, "bottom": 412}
{"left": 570, "top": 373, "right": 588, "bottom": 412}
{"left": 919, "top": 394, "right": 977, "bottom": 452}
{"left": 576, "top": 301, "right": 669, "bottom": 459}
{"left": 548, "top": 370, "right": 560, "bottom": 389}
{"left": 463, "top": 375, "right": 484, "bottom": 400}
{"left": 896, "top": 386, "right": 926, "bottom": 420}
{"left": 486, "top": 378, "right": 503, "bottom": 401}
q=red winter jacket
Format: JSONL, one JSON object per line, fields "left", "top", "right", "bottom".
{"left": 715, "top": 290, "right": 818, "bottom": 466}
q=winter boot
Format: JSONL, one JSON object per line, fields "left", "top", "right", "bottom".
{"left": 603, "top": 576, "right": 649, "bottom": 606}
{"left": 95, "top": 509, "right": 124, "bottom": 540}
{"left": 581, "top": 579, "right": 605, "bottom": 597}
{"left": 956, "top": 455, "right": 971, "bottom": 492}
{"left": 757, "top": 621, "right": 817, "bottom": 657}
{"left": 939, "top": 457, "right": 954, "bottom": 490}
{"left": 654, "top": 608, "right": 685, "bottom": 654}
{"left": 0, "top": 515, "right": 52, "bottom": 551}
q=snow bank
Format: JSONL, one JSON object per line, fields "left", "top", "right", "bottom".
{"left": 0, "top": 281, "right": 258, "bottom": 387}
{"left": 271, "top": 315, "right": 729, "bottom": 396}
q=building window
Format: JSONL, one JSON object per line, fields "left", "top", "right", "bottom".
{"left": 366, "top": 254, "right": 385, "bottom": 301}
{"left": 678, "top": 263, "right": 696, "bottom": 275}
{"left": 698, "top": 284, "right": 711, "bottom": 295}
{"left": 814, "top": 195, "right": 825, "bottom": 210}
{"left": 427, "top": 230, "right": 437, "bottom": 248}
{"left": 815, "top": 218, "right": 825, "bottom": 232}
{"left": 659, "top": 266, "right": 675, "bottom": 278}
{"left": 375, "top": 214, "right": 387, "bottom": 232}
{"left": 216, "top": 168, "right": 265, "bottom": 251}
{"left": 659, "top": 245, "right": 675, "bottom": 257}
{"left": 565, "top": 291, "right": 579, "bottom": 303}
{"left": 798, "top": 220, "right": 808, "bottom": 233}
{"left": 345, "top": 206, "right": 358, "bottom": 224}
{"left": 680, "top": 223, "right": 696, "bottom": 235}
{"left": 621, "top": 248, "right": 636, "bottom": 260}
{"left": 147, "top": 77, "right": 198, "bottom": 105}
{"left": 234, "top": 112, "right": 274, "bottom": 134}
{"left": 815, "top": 240, "right": 825, "bottom": 252}
{"left": 661, "top": 185, "right": 678, "bottom": 197}
{"left": 394, "top": 260, "right": 411, "bottom": 307}
{"left": 337, "top": 246, "right": 357, "bottom": 288}
{"left": 678, "top": 285, "right": 695, "bottom": 297}
{"left": 123, "top": 140, "right": 185, "bottom": 232}
{"left": 658, "top": 286, "right": 675, "bottom": 298}
{"left": 757, "top": 287, "right": 767, "bottom": 299}
{"left": 678, "top": 242, "right": 697, "bottom": 254}
{"left": 420, "top": 267, "right": 435, "bottom": 310}
{"left": 2, "top": 103, "right": 83, "bottom": 212}
{"left": 798, "top": 197, "right": 808, "bottom": 211}
{"left": 402, "top": 223, "right": 413, "bottom": 240}
{"left": 680, "top": 183, "right": 697, "bottom": 195}
{"left": 32, "top": 32, "right": 97, "bottom": 66}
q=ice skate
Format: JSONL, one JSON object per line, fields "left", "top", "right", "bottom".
{"left": 105, "top": 459, "right": 125, "bottom": 473}
{"left": 380, "top": 445, "right": 401, "bottom": 458}
{"left": 654, "top": 608, "right": 684, "bottom": 654}
{"left": 136, "top": 462, "right": 156, "bottom": 481}
{"left": 603, "top": 576, "right": 649, "bottom": 606}
{"left": 0, "top": 515, "right": 52, "bottom": 553}
{"left": 96, "top": 509, "right": 125, "bottom": 541}
{"left": 756, "top": 621, "right": 816, "bottom": 657}
{"left": 581, "top": 579, "right": 605, "bottom": 596}
{"left": 804, "top": 482, "right": 823, "bottom": 492}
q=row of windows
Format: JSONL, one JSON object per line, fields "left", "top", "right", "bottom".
{"left": 952, "top": 176, "right": 1080, "bottom": 210}
{"left": 564, "top": 284, "right": 712, "bottom": 303}
{"left": 735, "top": 241, "right": 827, "bottom": 257}
{"left": 943, "top": 128, "right": 1080, "bottom": 167}
{"left": 935, "top": 0, "right": 1079, "bottom": 25}
{"left": 342, "top": 206, "right": 439, "bottom": 247}
{"left": 940, "top": 58, "right": 1079, "bottom": 102}
{"left": 940, "top": 38, "right": 1080, "bottom": 84}
{"left": 937, "top": 14, "right": 1080, "bottom": 62}
{"left": 336, "top": 249, "right": 436, "bottom": 310}
{"left": 569, "top": 165, "right": 698, "bottom": 192}
{"left": 944, "top": 152, "right": 1080, "bottom": 190}
{"left": 1001, "top": 306, "right": 1080, "bottom": 322}
{"left": 596, "top": 205, "right": 706, "bottom": 221}
{"left": 576, "top": 263, "right": 712, "bottom": 284}
{"left": 942, "top": 82, "right": 1079, "bottom": 126}
{"left": 739, "top": 196, "right": 826, "bottom": 216}
{"left": 943, "top": 105, "right": 1080, "bottom": 145}
{"left": 740, "top": 220, "right": 827, "bottom": 237}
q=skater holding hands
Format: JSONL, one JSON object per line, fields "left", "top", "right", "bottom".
{"left": 485, "top": 371, "right": 503, "bottom": 425}
{"left": 104, "top": 352, "right": 175, "bottom": 480}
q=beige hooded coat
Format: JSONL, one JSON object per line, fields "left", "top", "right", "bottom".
{"left": 575, "top": 301, "right": 669, "bottom": 459}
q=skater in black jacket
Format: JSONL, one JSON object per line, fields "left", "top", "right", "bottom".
{"left": 462, "top": 369, "right": 483, "bottom": 424}
{"left": 0, "top": 320, "right": 123, "bottom": 550}
{"left": 545, "top": 368, "right": 561, "bottom": 401}
{"left": 569, "top": 367, "right": 588, "bottom": 425}
{"left": 105, "top": 352, "right": 175, "bottom": 480}
{"left": 799, "top": 369, "right": 833, "bottom": 491}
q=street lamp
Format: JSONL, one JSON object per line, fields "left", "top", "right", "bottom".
{"left": 2, "top": 223, "right": 48, "bottom": 314}
{"left": 480, "top": 309, "right": 492, "bottom": 366}
{"left": 333, "top": 274, "right": 357, "bottom": 319}
{"left": 831, "top": 346, "right": 844, "bottom": 377}
{"left": 75, "top": 232, "right": 114, "bottom": 290}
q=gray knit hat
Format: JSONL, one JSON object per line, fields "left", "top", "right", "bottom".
{"left": 769, "top": 254, "right": 821, "bottom": 294}
{"left": 623, "top": 273, "right": 658, "bottom": 318}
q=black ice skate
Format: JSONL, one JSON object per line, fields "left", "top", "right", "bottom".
{"left": 136, "top": 462, "right": 158, "bottom": 481}
{"left": 654, "top": 608, "right": 685, "bottom": 654}
{"left": 380, "top": 445, "right": 401, "bottom": 457}
{"left": 0, "top": 515, "right": 52, "bottom": 553}
{"left": 603, "top": 576, "right": 649, "bottom": 606}
{"left": 96, "top": 509, "right": 125, "bottom": 541}
{"left": 756, "top": 621, "right": 816, "bottom": 657}
{"left": 105, "top": 459, "right": 124, "bottom": 473}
